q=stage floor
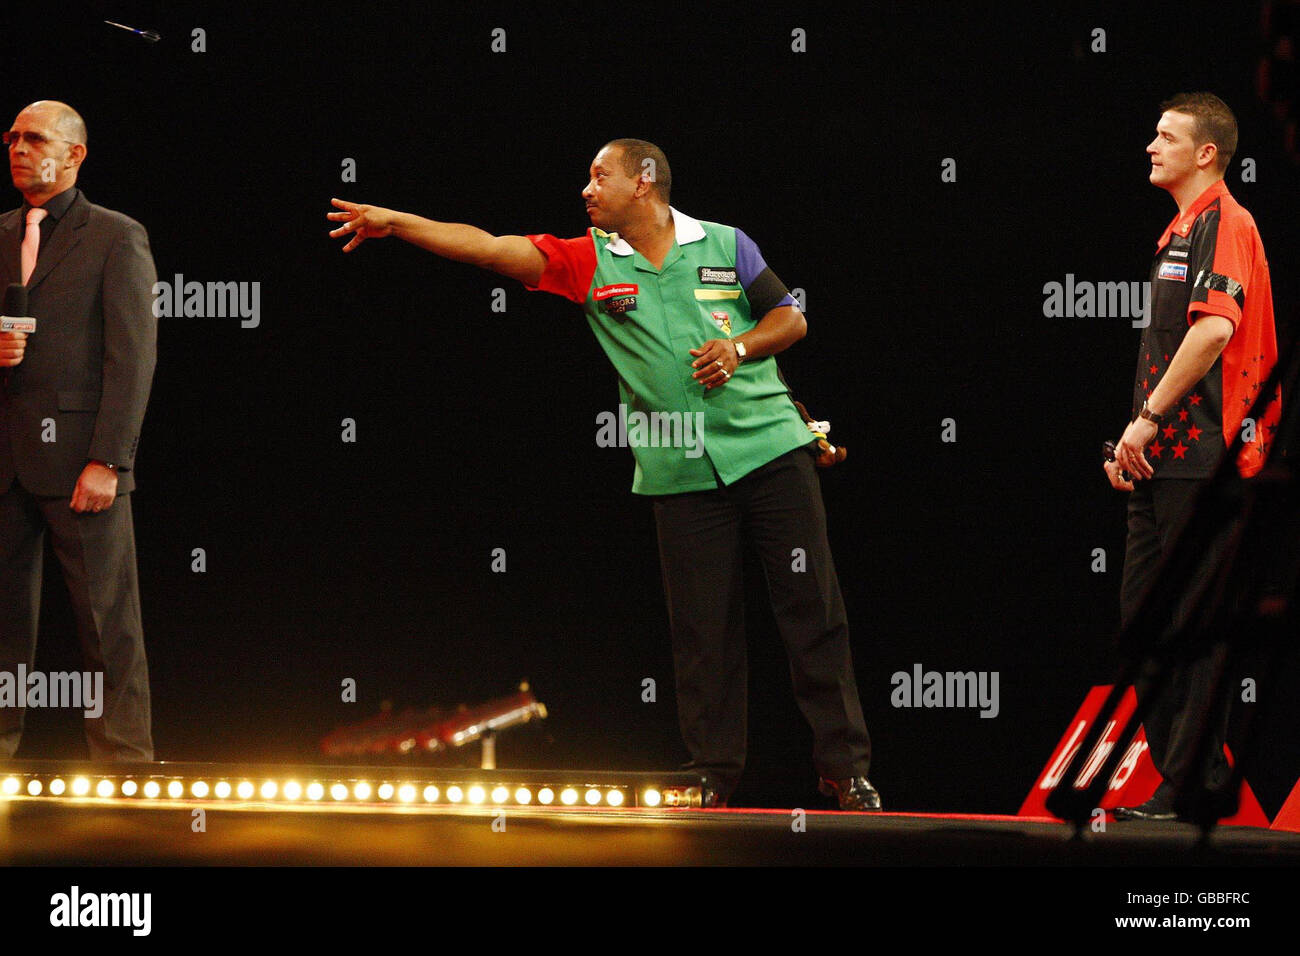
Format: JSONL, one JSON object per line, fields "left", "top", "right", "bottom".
{"left": 4, "top": 799, "right": 1299, "bottom": 866}
{"left": 3, "top": 759, "right": 1296, "bottom": 867}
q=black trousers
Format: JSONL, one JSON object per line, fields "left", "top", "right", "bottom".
{"left": 0, "top": 480, "right": 153, "bottom": 761}
{"left": 1120, "top": 478, "right": 1236, "bottom": 800}
{"left": 652, "top": 443, "right": 871, "bottom": 795}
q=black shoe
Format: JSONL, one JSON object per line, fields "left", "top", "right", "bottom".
{"left": 1113, "top": 798, "right": 1179, "bottom": 822}
{"left": 818, "top": 775, "right": 883, "bottom": 811}
{"left": 701, "top": 785, "right": 728, "bottom": 808}
{"left": 697, "top": 774, "right": 735, "bottom": 808}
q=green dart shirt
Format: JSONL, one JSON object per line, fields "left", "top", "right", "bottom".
{"left": 525, "top": 207, "right": 813, "bottom": 495}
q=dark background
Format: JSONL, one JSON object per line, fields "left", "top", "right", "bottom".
{"left": 2, "top": 0, "right": 1297, "bottom": 813}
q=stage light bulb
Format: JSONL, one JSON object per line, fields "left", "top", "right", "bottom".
{"left": 377, "top": 783, "right": 394, "bottom": 801}
{"left": 143, "top": 781, "right": 160, "bottom": 799}
{"left": 283, "top": 781, "right": 302, "bottom": 801}
{"left": 585, "top": 789, "right": 601, "bottom": 806}
{"left": 72, "top": 777, "right": 91, "bottom": 796}
{"left": 191, "top": 781, "right": 209, "bottom": 798}
{"left": 423, "top": 785, "right": 440, "bottom": 803}
{"left": 447, "top": 786, "right": 464, "bottom": 803}
{"left": 560, "top": 788, "right": 579, "bottom": 806}
{"left": 330, "top": 783, "right": 347, "bottom": 801}
{"left": 237, "top": 781, "right": 254, "bottom": 800}
{"left": 515, "top": 787, "right": 532, "bottom": 804}
{"left": 468, "top": 785, "right": 486, "bottom": 805}
{"left": 607, "top": 790, "right": 625, "bottom": 807}
{"left": 96, "top": 779, "right": 115, "bottom": 798}
{"left": 49, "top": 779, "right": 67, "bottom": 796}
{"left": 260, "top": 781, "right": 278, "bottom": 800}
{"left": 353, "top": 782, "right": 372, "bottom": 801}
{"left": 26, "top": 779, "right": 42, "bottom": 796}
{"left": 491, "top": 786, "right": 509, "bottom": 804}
{"left": 167, "top": 781, "right": 183, "bottom": 799}
{"left": 214, "top": 781, "right": 231, "bottom": 799}
{"left": 642, "top": 789, "right": 662, "bottom": 807}
{"left": 121, "top": 780, "right": 139, "bottom": 797}
{"left": 307, "top": 782, "right": 324, "bottom": 801}
{"left": 538, "top": 787, "right": 555, "bottom": 805}
{"left": 1, "top": 777, "right": 19, "bottom": 795}
{"left": 398, "top": 785, "right": 416, "bottom": 803}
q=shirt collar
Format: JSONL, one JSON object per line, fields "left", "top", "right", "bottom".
{"left": 1157, "top": 179, "right": 1229, "bottom": 249}
{"left": 603, "top": 206, "right": 705, "bottom": 256}
{"left": 22, "top": 185, "right": 79, "bottom": 223}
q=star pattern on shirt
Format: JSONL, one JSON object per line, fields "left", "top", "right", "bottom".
{"left": 1134, "top": 327, "right": 1237, "bottom": 472}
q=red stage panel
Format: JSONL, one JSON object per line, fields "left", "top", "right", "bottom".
{"left": 1020, "top": 685, "right": 1268, "bottom": 826}
{"left": 1271, "top": 777, "right": 1300, "bottom": 833}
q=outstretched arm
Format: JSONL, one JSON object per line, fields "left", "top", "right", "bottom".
{"left": 327, "top": 198, "right": 546, "bottom": 286}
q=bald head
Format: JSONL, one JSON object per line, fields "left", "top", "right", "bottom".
{"left": 22, "top": 100, "right": 87, "bottom": 146}
{"left": 8, "top": 100, "right": 88, "bottom": 203}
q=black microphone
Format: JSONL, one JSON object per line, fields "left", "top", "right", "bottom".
{"left": 1, "top": 283, "right": 35, "bottom": 333}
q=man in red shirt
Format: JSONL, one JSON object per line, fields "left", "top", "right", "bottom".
{"left": 1107, "top": 93, "right": 1280, "bottom": 821}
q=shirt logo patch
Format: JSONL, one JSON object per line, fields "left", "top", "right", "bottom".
{"left": 1158, "top": 261, "right": 1188, "bottom": 282}
{"left": 601, "top": 295, "right": 638, "bottom": 315}
{"left": 710, "top": 311, "right": 732, "bottom": 335}
{"left": 698, "top": 266, "right": 738, "bottom": 285}
{"left": 595, "top": 283, "right": 638, "bottom": 315}
{"left": 594, "top": 283, "right": 638, "bottom": 300}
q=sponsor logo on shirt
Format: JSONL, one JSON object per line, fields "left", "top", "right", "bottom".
{"left": 698, "top": 266, "right": 738, "bottom": 285}
{"left": 602, "top": 296, "right": 637, "bottom": 315}
{"left": 594, "top": 283, "right": 638, "bottom": 300}
{"left": 595, "top": 283, "right": 638, "bottom": 315}
{"left": 710, "top": 311, "right": 732, "bottom": 335}
{"left": 1158, "top": 261, "right": 1188, "bottom": 282}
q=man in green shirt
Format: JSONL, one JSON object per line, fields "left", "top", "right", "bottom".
{"left": 327, "top": 138, "right": 879, "bottom": 810}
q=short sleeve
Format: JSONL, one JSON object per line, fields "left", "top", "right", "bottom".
{"left": 523, "top": 232, "right": 598, "bottom": 304}
{"left": 1187, "top": 210, "right": 1250, "bottom": 328}
{"left": 734, "top": 228, "right": 796, "bottom": 316}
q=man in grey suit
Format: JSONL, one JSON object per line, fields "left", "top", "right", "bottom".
{"left": 0, "top": 100, "right": 157, "bottom": 761}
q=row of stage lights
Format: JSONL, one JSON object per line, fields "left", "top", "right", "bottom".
{"left": 0, "top": 774, "right": 672, "bottom": 809}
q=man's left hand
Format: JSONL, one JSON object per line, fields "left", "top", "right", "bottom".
{"left": 1115, "top": 416, "right": 1158, "bottom": 480}
{"left": 70, "top": 462, "right": 119, "bottom": 513}
{"left": 689, "top": 339, "right": 739, "bottom": 390}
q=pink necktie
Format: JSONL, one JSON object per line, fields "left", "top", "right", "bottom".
{"left": 21, "top": 207, "right": 48, "bottom": 285}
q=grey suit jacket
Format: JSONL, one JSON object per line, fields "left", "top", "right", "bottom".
{"left": 0, "top": 189, "right": 158, "bottom": 496}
